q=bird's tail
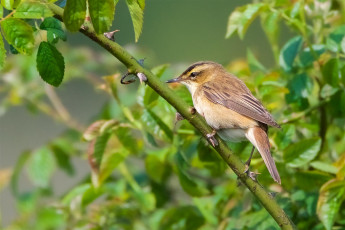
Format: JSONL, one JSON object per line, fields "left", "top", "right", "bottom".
{"left": 245, "top": 126, "right": 281, "bottom": 184}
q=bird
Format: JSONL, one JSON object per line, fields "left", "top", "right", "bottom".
{"left": 166, "top": 61, "right": 281, "bottom": 184}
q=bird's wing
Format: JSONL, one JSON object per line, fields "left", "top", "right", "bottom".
{"left": 202, "top": 77, "right": 280, "bottom": 128}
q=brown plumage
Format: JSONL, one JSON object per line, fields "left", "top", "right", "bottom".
{"left": 167, "top": 61, "right": 281, "bottom": 184}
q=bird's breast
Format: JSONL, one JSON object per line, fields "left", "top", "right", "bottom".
{"left": 193, "top": 89, "right": 258, "bottom": 131}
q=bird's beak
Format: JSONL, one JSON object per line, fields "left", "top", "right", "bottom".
{"left": 166, "top": 77, "right": 182, "bottom": 83}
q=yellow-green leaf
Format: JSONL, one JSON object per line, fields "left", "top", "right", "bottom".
{"left": 0, "top": 34, "right": 5, "bottom": 68}
{"left": 1, "top": 0, "right": 13, "bottom": 10}
{"left": 0, "top": 18, "right": 34, "bottom": 54}
{"left": 14, "top": 1, "right": 53, "bottom": 18}
{"left": 63, "top": 0, "right": 86, "bottom": 32}
{"left": 126, "top": 0, "right": 144, "bottom": 42}
{"left": 88, "top": 0, "right": 115, "bottom": 34}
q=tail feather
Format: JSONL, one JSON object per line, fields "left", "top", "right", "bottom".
{"left": 245, "top": 127, "right": 281, "bottom": 184}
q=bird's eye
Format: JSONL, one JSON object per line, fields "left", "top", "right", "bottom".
{"left": 190, "top": 72, "right": 198, "bottom": 78}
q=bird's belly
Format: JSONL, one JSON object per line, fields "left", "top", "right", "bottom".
{"left": 217, "top": 128, "right": 247, "bottom": 142}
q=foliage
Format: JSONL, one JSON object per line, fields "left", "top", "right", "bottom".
{"left": 0, "top": 0, "right": 345, "bottom": 229}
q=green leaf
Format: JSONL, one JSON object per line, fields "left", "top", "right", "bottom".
{"left": 13, "top": 1, "right": 53, "bottom": 19}
{"left": 225, "top": 3, "right": 265, "bottom": 39}
{"left": 327, "top": 25, "right": 345, "bottom": 52}
{"left": 36, "top": 41, "right": 65, "bottom": 87}
{"left": 160, "top": 206, "right": 205, "bottom": 230}
{"left": 26, "top": 147, "right": 56, "bottom": 188}
{"left": 114, "top": 127, "right": 142, "bottom": 154}
{"left": 317, "top": 179, "right": 345, "bottom": 230}
{"left": 63, "top": 0, "right": 86, "bottom": 32}
{"left": 145, "top": 154, "right": 170, "bottom": 184}
{"left": 10, "top": 152, "right": 31, "bottom": 197}
{"left": 62, "top": 183, "right": 91, "bottom": 205}
{"left": 1, "top": 0, "right": 13, "bottom": 10}
{"left": 0, "top": 34, "right": 5, "bottom": 69}
{"left": 320, "top": 84, "right": 339, "bottom": 99}
{"left": 50, "top": 142, "right": 75, "bottom": 175}
{"left": 279, "top": 36, "right": 303, "bottom": 72}
{"left": 146, "top": 108, "right": 173, "bottom": 140}
{"left": 285, "top": 73, "right": 312, "bottom": 109}
{"left": 88, "top": 0, "right": 115, "bottom": 34}
{"left": 40, "top": 17, "right": 66, "bottom": 44}
{"left": 310, "top": 161, "right": 338, "bottom": 174}
{"left": 0, "top": 5, "right": 3, "bottom": 17}
{"left": 0, "top": 18, "right": 34, "bottom": 54}
{"left": 283, "top": 137, "right": 321, "bottom": 168}
{"left": 99, "top": 152, "right": 126, "bottom": 184}
{"left": 126, "top": 0, "right": 144, "bottom": 42}
{"left": 261, "top": 11, "right": 279, "bottom": 45}
{"left": 328, "top": 90, "right": 345, "bottom": 118}
{"left": 299, "top": 44, "right": 325, "bottom": 67}
{"left": 93, "top": 132, "right": 111, "bottom": 167}
{"left": 247, "top": 48, "right": 266, "bottom": 72}
{"left": 321, "top": 58, "right": 341, "bottom": 87}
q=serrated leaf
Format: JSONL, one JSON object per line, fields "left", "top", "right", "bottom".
{"left": 1, "top": 0, "right": 13, "bottom": 10}
{"left": 0, "top": 18, "right": 34, "bottom": 54}
{"left": 36, "top": 41, "right": 65, "bottom": 87}
{"left": 279, "top": 36, "right": 303, "bottom": 72}
{"left": 283, "top": 137, "right": 321, "bottom": 167}
{"left": 63, "top": 0, "right": 86, "bottom": 32}
{"left": 88, "top": 0, "right": 115, "bottom": 34}
{"left": 14, "top": 1, "right": 53, "bottom": 19}
{"left": 0, "top": 34, "right": 5, "bottom": 69}
{"left": 26, "top": 147, "right": 56, "bottom": 188}
{"left": 226, "top": 3, "right": 265, "bottom": 39}
{"left": 40, "top": 17, "right": 66, "bottom": 44}
{"left": 317, "top": 179, "right": 345, "bottom": 230}
{"left": 126, "top": 0, "right": 144, "bottom": 42}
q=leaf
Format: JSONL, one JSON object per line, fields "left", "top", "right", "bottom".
{"left": 310, "top": 161, "right": 338, "bottom": 174}
{"left": 1, "top": 0, "right": 13, "bottom": 10}
{"left": 328, "top": 90, "right": 345, "bottom": 118}
{"left": 247, "top": 48, "right": 266, "bottom": 72}
{"left": 0, "top": 34, "right": 5, "bottom": 69}
{"left": 321, "top": 58, "right": 341, "bottom": 87}
{"left": 285, "top": 73, "right": 312, "bottom": 109}
{"left": 0, "top": 5, "right": 3, "bottom": 17}
{"left": 93, "top": 132, "right": 111, "bottom": 168}
{"left": 36, "top": 41, "right": 65, "bottom": 87}
{"left": 62, "top": 183, "right": 91, "bottom": 205}
{"left": 326, "top": 25, "right": 345, "bottom": 52}
{"left": 126, "top": 0, "right": 144, "bottom": 42}
{"left": 260, "top": 10, "right": 279, "bottom": 45}
{"left": 0, "top": 18, "right": 34, "bottom": 54}
{"left": 63, "top": 0, "right": 86, "bottom": 32}
{"left": 317, "top": 179, "right": 345, "bottom": 230}
{"left": 26, "top": 147, "right": 56, "bottom": 188}
{"left": 145, "top": 154, "right": 170, "bottom": 184}
{"left": 10, "top": 152, "right": 30, "bottom": 197}
{"left": 50, "top": 142, "right": 75, "bottom": 175}
{"left": 279, "top": 36, "right": 303, "bottom": 72}
{"left": 98, "top": 152, "right": 126, "bottom": 184}
{"left": 88, "top": 0, "right": 115, "bottom": 34}
{"left": 341, "top": 36, "right": 345, "bottom": 54}
{"left": 225, "top": 3, "right": 265, "bottom": 39}
{"left": 14, "top": 1, "right": 53, "bottom": 19}
{"left": 283, "top": 137, "right": 321, "bottom": 168}
{"left": 146, "top": 108, "right": 173, "bottom": 140}
{"left": 114, "top": 127, "right": 142, "bottom": 154}
{"left": 320, "top": 84, "right": 339, "bottom": 99}
{"left": 160, "top": 206, "right": 205, "bottom": 230}
{"left": 40, "top": 17, "right": 66, "bottom": 44}
{"left": 299, "top": 44, "right": 325, "bottom": 67}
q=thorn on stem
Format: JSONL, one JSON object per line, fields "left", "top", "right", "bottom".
{"left": 104, "top": 30, "right": 120, "bottom": 41}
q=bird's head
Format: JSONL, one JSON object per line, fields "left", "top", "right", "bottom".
{"left": 166, "top": 61, "right": 224, "bottom": 89}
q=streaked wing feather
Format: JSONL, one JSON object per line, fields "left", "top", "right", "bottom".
{"left": 203, "top": 78, "right": 280, "bottom": 128}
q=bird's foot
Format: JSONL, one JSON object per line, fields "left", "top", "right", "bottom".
{"left": 206, "top": 130, "right": 218, "bottom": 147}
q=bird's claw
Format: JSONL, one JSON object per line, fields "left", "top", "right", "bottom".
{"left": 206, "top": 130, "right": 218, "bottom": 147}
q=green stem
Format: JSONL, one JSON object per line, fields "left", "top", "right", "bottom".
{"left": 49, "top": 4, "right": 296, "bottom": 229}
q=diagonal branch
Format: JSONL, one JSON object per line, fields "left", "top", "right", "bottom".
{"left": 49, "top": 4, "right": 296, "bottom": 229}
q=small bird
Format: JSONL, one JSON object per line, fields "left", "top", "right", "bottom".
{"left": 166, "top": 61, "right": 281, "bottom": 184}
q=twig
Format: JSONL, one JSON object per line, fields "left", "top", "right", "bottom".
{"left": 48, "top": 4, "right": 296, "bottom": 229}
